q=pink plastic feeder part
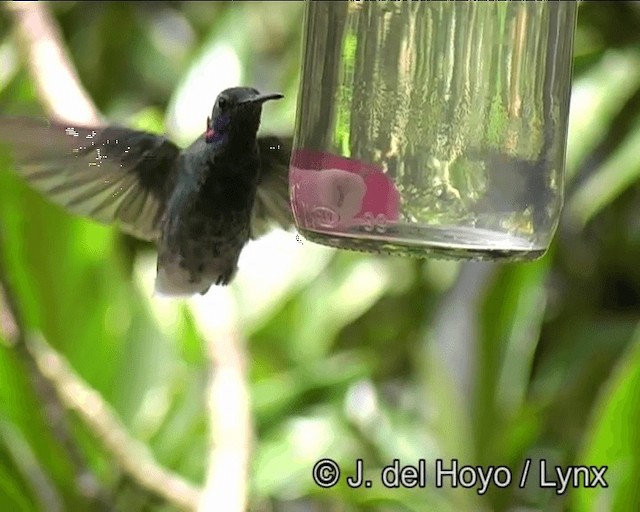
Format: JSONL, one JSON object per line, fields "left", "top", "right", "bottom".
{"left": 290, "top": 149, "right": 400, "bottom": 231}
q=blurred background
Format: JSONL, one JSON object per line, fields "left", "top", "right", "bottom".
{"left": 0, "top": 2, "right": 639, "bottom": 511}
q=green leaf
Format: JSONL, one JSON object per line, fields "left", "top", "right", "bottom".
{"left": 566, "top": 119, "right": 640, "bottom": 229}
{"left": 566, "top": 49, "right": 640, "bottom": 181}
{"left": 0, "top": 462, "right": 34, "bottom": 512}
{"left": 475, "top": 257, "right": 550, "bottom": 464}
{"left": 572, "top": 325, "right": 640, "bottom": 511}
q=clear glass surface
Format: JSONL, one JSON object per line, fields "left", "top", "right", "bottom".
{"left": 290, "top": 1, "right": 577, "bottom": 261}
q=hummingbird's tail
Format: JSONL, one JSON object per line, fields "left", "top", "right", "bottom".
{"left": 154, "top": 264, "right": 210, "bottom": 297}
{"left": 154, "top": 256, "right": 238, "bottom": 297}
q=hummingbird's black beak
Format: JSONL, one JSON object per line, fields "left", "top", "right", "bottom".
{"left": 239, "top": 92, "right": 284, "bottom": 105}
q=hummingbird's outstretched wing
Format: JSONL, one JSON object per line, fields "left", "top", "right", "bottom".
{"left": 252, "top": 135, "right": 293, "bottom": 238}
{"left": 0, "top": 117, "right": 180, "bottom": 241}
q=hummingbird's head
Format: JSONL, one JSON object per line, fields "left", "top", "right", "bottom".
{"left": 205, "top": 87, "right": 283, "bottom": 145}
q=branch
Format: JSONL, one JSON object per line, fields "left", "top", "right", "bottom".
{"left": 5, "top": 2, "right": 102, "bottom": 125}
{"left": 26, "top": 333, "right": 202, "bottom": 510}
{"left": 189, "top": 292, "right": 252, "bottom": 512}
{"left": 0, "top": 273, "right": 201, "bottom": 511}
{"left": 0, "top": 266, "right": 111, "bottom": 510}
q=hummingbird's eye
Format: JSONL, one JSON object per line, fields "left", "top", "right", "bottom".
{"left": 218, "top": 97, "right": 228, "bottom": 110}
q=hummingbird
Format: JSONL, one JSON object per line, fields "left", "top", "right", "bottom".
{"left": 0, "top": 87, "right": 292, "bottom": 296}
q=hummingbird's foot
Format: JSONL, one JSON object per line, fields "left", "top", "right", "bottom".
{"left": 215, "top": 266, "right": 238, "bottom": 286}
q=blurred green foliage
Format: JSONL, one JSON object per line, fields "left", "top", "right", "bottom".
{"left": 1, "top": 2, "right": 640, "bottom": 512}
